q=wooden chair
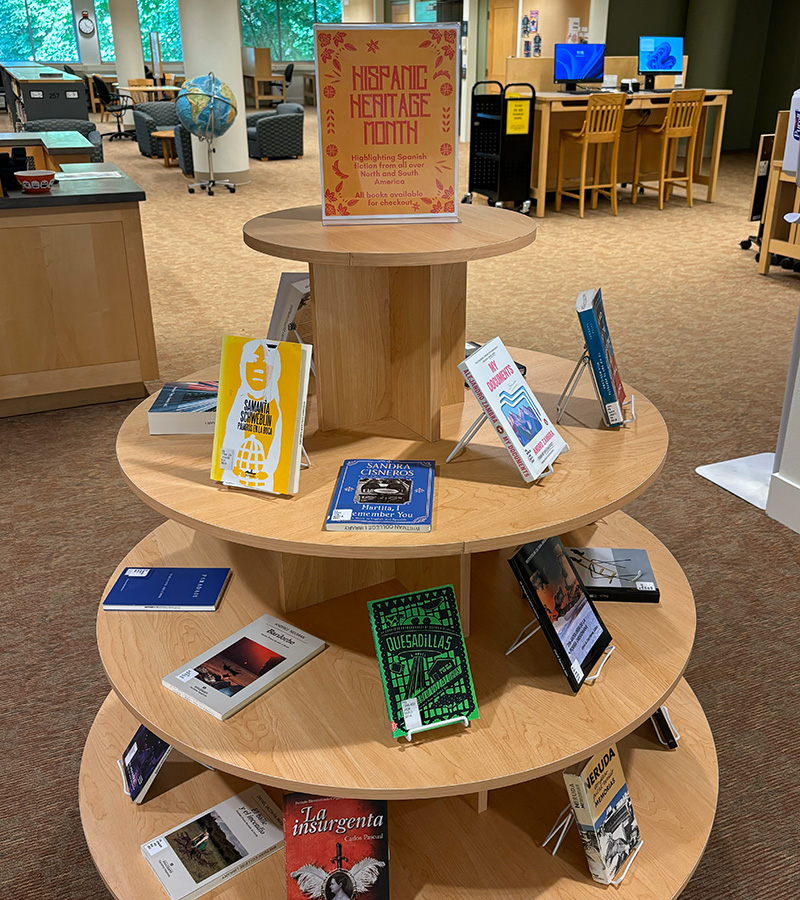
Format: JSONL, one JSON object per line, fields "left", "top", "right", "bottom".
{"left": 127, "top": 77, "right": 154, "bottom": 105}
{"left": 254, "top": 48, "right": 275, "bottom": 109}
{"left": 555, "top": 92, "right": 627, "bottom": 218}
{"left": 631, "top": 88, "right": 706, "bottom": 209}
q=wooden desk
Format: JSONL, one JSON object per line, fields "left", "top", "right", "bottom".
{"left": 0, "top": 131, "right": 94, "bottom": 182}
{"left": 303, "top": 72, "right": 316, "bottom": 106}
{"left": 118, "top": 85, "right": 181, "bottom": 102}
{"left": 0, "top": 163, "right": 158, "bottom": 416}
{"left": 529, "top": 89, "right": 731, "bottom": 217}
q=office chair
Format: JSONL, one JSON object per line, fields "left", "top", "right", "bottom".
{"left": 265, "top": 64, "right": 294, "bottom": 106}
{"left": 556, "top": 92, "right": 627, "bottom": 217}
{"left": 92, "top": 75, "right": 136, "bottom": 141}
{"left": 631, "top": 89, "right": 706, "bottom": 209}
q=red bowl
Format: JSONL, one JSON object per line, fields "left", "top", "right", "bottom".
{"left": 15, "top": 169, "right": 56, "bottom": 193}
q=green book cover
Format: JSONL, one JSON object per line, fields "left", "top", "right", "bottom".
{"left": 368, "top": 584, "right": 479, "bottom": 739}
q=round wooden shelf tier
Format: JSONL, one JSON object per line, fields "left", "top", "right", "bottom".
{"left": 242, "top": 204, "right": 537, "bottom": 267}
{"left": 116, "top": 349, "right": 668, "bottom": 560}
{"left": 80, "top": 683, "right": 718, "bottom": 900}
{"left": 98, "top": 511, "right": 695, "bottom": 799}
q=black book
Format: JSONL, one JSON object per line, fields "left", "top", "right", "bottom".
{"left": 508, "top": 537, "right": 612, "bottom": 692}
{"left": 565, "top": 547, "right": 660, "bottom": 602}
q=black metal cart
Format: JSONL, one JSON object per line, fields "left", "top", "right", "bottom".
{"left": 462, "top": 80, "right": 535, "bottom": 213}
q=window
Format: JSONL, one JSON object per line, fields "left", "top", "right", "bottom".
{"left": 93, "top": 0, "right": 183, "bottom": 64}
{"left": 241, "top": 0, "right": 342, "bottom": 62}
{"left": 0, "top": 0, "right": 79, "bottom": 63}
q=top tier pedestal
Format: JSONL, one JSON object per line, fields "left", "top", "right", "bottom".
{"left": 242, "top": 205, "right": 537, "bottom": 441}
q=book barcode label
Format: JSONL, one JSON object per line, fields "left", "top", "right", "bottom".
{"left": 220, "top": 448, "right": 234, "bottom": 469}
{"left": 331, "top": 509, "right": 352, "bottom": 521}
{"left": 125, "top": 568, "right": 150, "bottom": 578}
{"left": 401, "top": 697, "right": 423, "bottom": 731}
{"left": 605, "top": 403, "right": 623, "bottom": 425}
{"left": 176, "top": 668, "right": 198, "bottom": 683}
{"left": 143, "top": 837, "right": 168, "bottom": 856}
{"left": 124, "top": 742, "right": 138, "bottom": 766}
{"left": 570, "top": 659, "right": 584, "bottom": 683}
{"left": 636, "top": 581, "right": 657, "bottom": 591}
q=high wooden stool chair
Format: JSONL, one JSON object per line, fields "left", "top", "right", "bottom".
{"left": 555, "top": 92, "right": 627, "bottom": 218}
{"left": 631, "top": 89, "right": 706, "bottom": 209}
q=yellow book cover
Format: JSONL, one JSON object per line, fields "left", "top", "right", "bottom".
{"left": 210, "top": 336, "right": 312, "bottom": 496}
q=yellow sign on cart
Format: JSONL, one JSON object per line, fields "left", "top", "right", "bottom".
{"left": 506, "top": 99, "right": 530, "bottom": 135}
{"left": 314, "top": 23, "right": 460, "bottom": 225}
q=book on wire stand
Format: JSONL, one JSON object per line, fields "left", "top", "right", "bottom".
{"left": 508, "top": 537, "right": 612, "bottom": 692}
{"left": 575, "top": 288, "right": 626, "bottom": 427}
{"left": 162, "top": 614, "right": 326, "bottom": 720}
{"left": 457, "top": 336, "right": 568, "bottom": 482}
{"left": 141, "top": 785, "right": 284, "bottom": 900}
{"left": 284, "top": 793, "right": 389, "bottom": 900}
{"left": 118, "top": 723, "right": 172, "bottom": 803}
{"left": 325, "top": 459, "right": 435, "bottom": 532}
{"left": 562, "top": 743, "right": 642, "bottom": 884}
{"left": 368, "top": 584, "right": 479, "bottom": 740}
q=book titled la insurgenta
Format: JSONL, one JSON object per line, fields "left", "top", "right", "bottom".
{"left": 210, "top": 335, "right": 312, "bottom": 496}
{"left": 141, "top": 785, "right": 283, "bottom": 900}
{"left": 162, "top": 614, "right": 325, "bottom": 720}
{"left": 369, "top": 584, "right": 479, "bottom": 739}
{"left": 458, "top": 336, "right": 568, "bottom": 482}
{"left": 284, "top": 793, "right": 389, "bottom": 900}
{"left": 119, "top": 723, "right": 171, "bottom": 804}
{"left": 576, "top": 288, "right": 626, "bottom": 427}
{"left": 563, "top": 743, "right": 641, "bottom": 884}
{"left": 326, "top": 459, "right": 435, "bottom": 532}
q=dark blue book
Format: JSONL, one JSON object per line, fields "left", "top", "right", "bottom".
{"left": 576, "top": 288, "right": 626, "bottom": 427}
{"left": 325, "top": 459, "right": 435, "bottom": 532}
{"left": 118, "top": 724, "right": 171, "bottom": 803}
{"left": 102, "top": 567, "right": 231, "bottom": 611}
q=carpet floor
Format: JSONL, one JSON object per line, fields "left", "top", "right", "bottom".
{"left": 2, "top": 108, "right": 799, "bottom": 899}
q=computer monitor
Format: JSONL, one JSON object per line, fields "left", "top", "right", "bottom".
{"left": 638, "top": 36, "right": 684, "bottom": 91}
{"left": 553, "top": 43, "right": 605, "bottom": 92}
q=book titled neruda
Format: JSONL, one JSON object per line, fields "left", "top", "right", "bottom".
{"left": 284, "top": 793, "right": 389, "bottom": 900}
{"left": 458, "top": 336, "right": 568, "bottom": 482}
{"left": 326, "top": 459, "right": 435, "bottom": 532}
{"left": 368, "top": 584, "right": 478, "bottom": 739}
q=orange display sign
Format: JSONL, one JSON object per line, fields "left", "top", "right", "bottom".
{"left": 314, "top": 23, "right": 460, "bottom": 225}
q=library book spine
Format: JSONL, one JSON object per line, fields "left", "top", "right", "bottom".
{"left": 461, "top": 368, "right": 534, "bottom": 482}
{"left": 577, "top": 296, "right": 623, "bottom": 427}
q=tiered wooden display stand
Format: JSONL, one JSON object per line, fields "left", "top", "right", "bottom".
{"left": 80, "top": 206, "right": 717, "bottom": 900}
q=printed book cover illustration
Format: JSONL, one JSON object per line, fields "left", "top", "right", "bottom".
{"left": 148, "top": 382, "right": 219, "bottom": 435}
{"left": 119, "top": 723, "right": 171, "bottom": 804}
{"left": 575, "top": 288, "right": 626, "bottom": 427}
{"left": 102, "top": 567, "right": 232, "bottom": 611}
{"left": 210, "top": 336, "right": 312, "bottom": 496}
{"left": 565, "top": 547, "right": 660, "bottom": 602}
{"left": 314, "top": 23, "right": 460, "bottom": 225}
{"left": 268, "top": 273, "right": 313, "bottom": 345}
{"left": 563, "top": 744, "right": 641, "bottom": 884}
{"left": 326, "top": 459, "right": 435, "bottom": 532}
{"left": 508, "top": 537, "right": 612, "bottom": 692}
{"left": 368, "top": 584, "right": 478, "bottom": 739}
{"left": 141, "top": 785, "right": 283, "bottom": 900}
{"left": 458, "top": 336, "right": 568, "bottom": 482}
{"left": 284, "top": 793, "right": 389, "bottom": 900}
{"left": 162, "top": 614, "right": 326, "bottom": 720}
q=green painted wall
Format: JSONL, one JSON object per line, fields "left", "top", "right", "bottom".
{"left": 605, "top": 0, "right": 688, "bottom": 56}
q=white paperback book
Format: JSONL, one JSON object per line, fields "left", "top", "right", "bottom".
{"left": 162, "top": 614, "right": 325, "bottom": 720}
{"left": 458, "top": 336, "right": 569, "bottom": 482}
{"left": 267, "top": 273, "right": 311, "bottom": 342}
{"left": 141, "top": 785, "right": 283, "bottom": 900}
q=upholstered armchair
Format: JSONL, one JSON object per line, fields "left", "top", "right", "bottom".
{"left": 132, "top": 101, "right": 181, "bottom": 158}
{"left": 246, "top": 103, "right": 304, "bottom": 160}
{"left": 22, "top": 118, "right": 104, "bottom": 163}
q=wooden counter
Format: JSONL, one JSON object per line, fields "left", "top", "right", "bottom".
{"left": 0, "top": 163, "right": 159, "bottom": 416}
{"left": 0, "top": 131, "right": 95, "bottom": 180}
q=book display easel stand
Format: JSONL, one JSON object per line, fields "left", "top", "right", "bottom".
{"left": 78, "top": 205, "right": 718, "bottom": 900}
{"left": 556, "top": 345, "right": 636, "bottom": 427}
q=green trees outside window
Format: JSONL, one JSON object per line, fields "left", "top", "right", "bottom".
{"left": 241, "top": 0, "right": 343, "bottom": 62}
{"left": 0, "top": 0, "right": 79, "bottom": 62}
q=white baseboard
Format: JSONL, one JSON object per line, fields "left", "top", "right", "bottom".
{"left": 766, "top": 472, "right": 800, "bottom": 535}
